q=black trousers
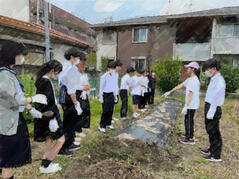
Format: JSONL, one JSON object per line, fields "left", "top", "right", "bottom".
{"left": 100, "top": 92, "right": 114, "bottom": 128}
{"left": 205, "top": 102, "right": 223, "bottom": 159}
{"left": 120, "top": 89, "right": 128, "bottom": 118}
{"left": 75, "top": 90, "right": 91, "bottom": 132}
{"left": 139, "top": 94, "right": 146, "bottom": 109}
{"left": 184, "top": 109, "right": 196, "bottom": 139}
{"left": 149, "top": 88, "right": 155, "bottom": 104}
{"left": 61, "top": 93, "right": 79, "bottom": 149}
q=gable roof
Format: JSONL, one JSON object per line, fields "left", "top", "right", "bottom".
{"left": 167, "top": 6, "right": 239, "bottom": 19}
{"left": 92, "top": 15, "right": 168, "bottom": 28}
{"left": 92, "top": 6, "right": 239, "bottom": 28}
{"left": 0, "top": 15, "right": 90, "bottom": 47}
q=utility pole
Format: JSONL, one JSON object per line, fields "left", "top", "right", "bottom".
{"left": 44, "top": 0, "right": 50, "bottom": 62}
{"left": 36, "top": 0, "right": 39, "bottom": 24}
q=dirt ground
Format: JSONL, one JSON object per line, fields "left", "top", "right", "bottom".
{"left": 15, "top": 98, "right": 239, "bottom": 179}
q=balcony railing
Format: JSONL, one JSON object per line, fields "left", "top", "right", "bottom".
{"left": 173, "top": 42, "right": 211, "bottom": 61}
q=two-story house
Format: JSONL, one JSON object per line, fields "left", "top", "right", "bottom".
{"left": 92, "top": 6, "right": 239, "bottom": 75}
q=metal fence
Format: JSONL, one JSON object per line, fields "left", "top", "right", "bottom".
{"left": 19, "top": 74, "right": 100, "bottom": 99}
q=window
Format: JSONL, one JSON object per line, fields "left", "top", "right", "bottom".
{"left": 233, "top": 25, "right": 239, "bottom": 37}
{"left": 131, "top": 57, "right": 147, "bottom": 70}
{"left": 132, "top": 27, "right": 148, "bottom": 43}
{"left": 217, "top": 24, "right": 239, "bottom": 37}
{"left": 103, "top": 30, "right": 115, "bottom": 44}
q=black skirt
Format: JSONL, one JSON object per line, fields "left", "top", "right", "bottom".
{"left": 34, "top": 108, "right": 64, "bottom": 142}
{"left": 0, "top": 113, "right": 32, "bottom": 168}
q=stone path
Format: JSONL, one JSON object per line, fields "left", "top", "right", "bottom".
{"left": 115, "top": 99, "right": 183, "bottom": 146}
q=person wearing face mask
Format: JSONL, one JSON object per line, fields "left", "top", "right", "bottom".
{"left": 58, "top": 48, "right": 82, "bottom": 104}
{"left": 58, "top": 48, "right": 83, "bottom": 156}
{"left": 111, "top": 60, "right": 122, "bottom": 123}
{"left": 139, "top": 71, "right": 149, "bottom": 112}
{"left": 120, "top": 67, "right": 135, "bottom": 119}
{"left": 74, "top": 61, "right": 91, "bottom": 131}
{"left": 129, "top": 69, "right": 145, "bottom": 118}
{"left": 163, "top": 62, "right": 200, "bottom": 145}
{"left": 59, "top": 51, "right": 86, "bottom": 154}
{"left": 148, "top": 71, "right": 156, "bottom": 104}
{"left": 201, "top": 58, "right": 225, "bottom": 162}
{"left": 34, "top": 60, "right": 66, "bottom": 173}
{"left": 98, "top": 62, "right": 116, "bottom": 133}
{"left": 64, "top": 58, "right": 90, "bottom": 145}
{"left": 0, "top": 41, "right": 48, "bottom": 179}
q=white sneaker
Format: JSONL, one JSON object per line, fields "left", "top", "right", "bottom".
{"left": 135, "top": 112, "right": 140, "bottom": 117}
{"left": 113, "top": 117, "right": 119, "bottom": 121}
{"left": 139, "top": 109, "right": 145, "bottom": 112}
{"left": 98, "top": 127, "right": 106, "bottom": 133}
{"left": 108, "top": 125, "right": 115, "bottom": 130}
{"left": 74, "top": 137, "right": 81, "bottom": 142}
{"left": 121, "top": 117, "right": 127, "bottom": 120}
{"left": 112, "top": 120, "right": 115, "bottom": 123}
{"left": 133, "top": 113, "right": 139, "bottom": 118}
{"left": 75, "top": 132, "right": 81, "bottom": 137}
{"left": 40, "top": 163, "right": 62, "bottom": 174}
{"left": 74, "top": 141, "right": 80, "bottom": 146}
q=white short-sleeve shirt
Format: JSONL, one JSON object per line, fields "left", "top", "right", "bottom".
{"left": 183, "top": 76, "right": 200, "bottom": 109}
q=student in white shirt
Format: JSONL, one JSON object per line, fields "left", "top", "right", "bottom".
{"left": 130, "top": 69, "right": 145, "bottom": 118}
{"left": 163, "top": 62, "right": 200, "bottom": 145}
{"left": 98, "top": 62, "right": 116, "bottom": 133}
{"left": 73, "top": 61, "right": 91, "bottom": 132}
{"left": 120, "top": 67, "right": 135, "bottom": 119}
{"left": 112, "top": 60, "right": 122, "bottom": 122}
{"left": 201, "top": 58, "right": 225, "bottom": 162}
{"left": 139, "top": 71, "right": 149, "bottom": 112}
{"left": 59, "top": 49, "right": 85, "bottom": 155}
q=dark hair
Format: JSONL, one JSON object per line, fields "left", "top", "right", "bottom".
{"left": 0, "top": 41, "right": 27, "bottom": 67}
{"left": 136, "top": 68, "right": 145, "bottom": 74}
{"left": 126, "top": 67, "right": 135, "bottom": 73}
{"left": 114, "top": 60, "right": 122, "bottom": 67}
{"left": 107, "top": 61, "right": 115, "bottom": 68}
{"left": 194, "top": 68, "right": 201, "bottom": 80}
{"left": 36, "top": 60, "right": 63, "bottom": 81}
{"left": 203, "top": 58, "right": 221, "bottom": 72}
{"left": 64, "top": 47, "right": 85, "bottom": 60}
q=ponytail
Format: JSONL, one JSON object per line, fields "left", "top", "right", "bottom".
{"left": 194, "top": 68, "right": 201, "bottom": 81}
{"left": 36, "top": 60, "right": 62, "bottom": 81}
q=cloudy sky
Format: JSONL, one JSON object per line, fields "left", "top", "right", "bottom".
{"left": 47, "top": 0, "right": 239, "bottom": 24}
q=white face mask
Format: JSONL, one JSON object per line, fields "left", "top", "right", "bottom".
{"left": 152, "top": 73, "right": 155, "bottom": 76}
{"left": 74, "top": 59, "right": 80, "bottom": 66}
{"left": 16, "top": 57, "right": 25, "bottom": 65}
{"left": 109, "top": 69, "right": 114, "bottom": 74}
{"left": 205, "top": 71, "right": 213, "bottom": 78}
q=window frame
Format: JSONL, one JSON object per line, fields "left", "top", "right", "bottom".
{"left": 131, "top": 56, "right": 147, "bottom": 70}
{"left": 132, "top": 27, "right": 148, "bottom": 43}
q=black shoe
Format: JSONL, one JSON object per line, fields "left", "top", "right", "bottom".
{"left": 203, "top": 156, "right": 222, "bottom": 162}
{"left": 58, "top": 149, "right": 73, "bottom": 157}
{"left": 201, "top": 149, "right": 210, "bottom": 155}
{"left": 68, "top": 144, "right": 81, "bottom": 151}
{"left": 180, "top": 138, "right": 195, "bottom": 145}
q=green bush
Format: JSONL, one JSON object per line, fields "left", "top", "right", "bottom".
{"left": 221, "top": 63, "right": 239, "bottom": 93}
{"left": 87, "top": 52, "right": 97, "bottom": 68}
{"left": 152, "top": 54, "right": 182, "bottom": 92}
{"left": 19, "top": 73, "right": 36, "bottom": 123}
{"left": 100, "top": 56, "right": 109, "bottom": 72}
{"left": 200, "top": 71, "right": 210, "bottom": 91}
